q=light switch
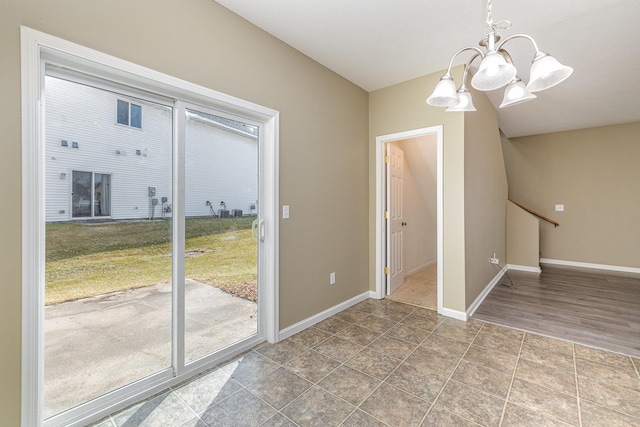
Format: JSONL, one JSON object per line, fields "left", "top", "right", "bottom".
{"left": 283, "top": 205, "right": 290, "bottom": 219}
{"left": 555, "top": 204, "right": 564, "bottom": 212}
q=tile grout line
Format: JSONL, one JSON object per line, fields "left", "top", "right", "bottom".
{"left": 332, "top": 306, "right": 429, "bottom": 426}
{"left": 270, "top": 303, "right": 405, "bottom": 427}
{"left": 324, "top": 304, "right": 448, "bottom": 426}
{"left": 497, "top": 326, "right": 525, "bottom": 427}
{"left": 417, "top": 320, "right": 484, "bottom": 426}
{"left": 573, "top": 343, "right": 583, "bottom": 427}
{"left": 632, "top": 355, "right": 640, "bottom": 380}
{"left": 169, "top": 386, "right": 210, "bottom": 425}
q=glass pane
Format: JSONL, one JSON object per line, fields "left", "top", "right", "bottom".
{"left": 94, "top": 173, "right": 111, "bottom": 216}
{"left": 44, "top": 75, "right": 173, "bottom": 418}
{"left": 130, "top": 103, "right": 142, "bottom": 129}
{"left": 116, "top": 99, "right": 129, "bottom": 125}
{"left": 184, "top": 109, "right": 259, "bottom": 362}
{"left": 72, "top": 171, "right": 92, "bottom": 217}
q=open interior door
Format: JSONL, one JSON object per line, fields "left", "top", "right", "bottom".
{"left": 385, "top": 143, "right": 405, "bottom": 295}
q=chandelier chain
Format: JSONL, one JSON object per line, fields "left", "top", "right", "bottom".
{"left": 485, "top": 0, "right": 511, "bottom": 36}
{"left": 487, "top": 0, "right": 493, "bottom": 27}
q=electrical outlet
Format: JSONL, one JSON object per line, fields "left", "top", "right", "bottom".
{"left": 330, "top": 272, "right": 336, "bottom": 285}
{"left": 490, "top": 257, "right": 499, "bottom": 264}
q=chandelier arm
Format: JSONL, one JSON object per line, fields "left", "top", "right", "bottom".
{"left": 496, "top": 33, "right": 541, "bottom": 55}
{"left": 445, "top": 47, "right": 485, "bottom": 74}
{"left": 461, "top": 53, "right": 482, "bottom": 86}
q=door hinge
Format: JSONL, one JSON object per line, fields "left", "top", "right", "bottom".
{"left": 384, "top": 266, "right": 390, "bottom": 275}
{"left": 384, "top": 155, "right": 389, "bottom": 164}
{"left": 384, "top": 210, "right": 389, "bottom": 219}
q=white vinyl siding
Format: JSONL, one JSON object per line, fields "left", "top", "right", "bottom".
{"left": 185, "top": 111, "right": 258, "bottom": 217}
{"left": 45, "top": 75, "right": 258, "bottom": 222}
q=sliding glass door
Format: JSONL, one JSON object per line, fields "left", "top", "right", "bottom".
{"left": 44, "top": 74, "right": 175, "bottom": 418}
{"left": 184, "top": 107, "right": 260, "bottom": 363}
{"left": 42, "top": 71, "right": 263, "bottom": 423}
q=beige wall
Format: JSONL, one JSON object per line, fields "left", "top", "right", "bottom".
{"left": 369, "top": 73, "right": 508, "bottom": 312}
{"left": 503, "top": 122, "right": 640, "bottom": 268}
{"left": 0, "top": 0, "right": 369, "bottom": 423}
{"left": 463, "top": 88, "right": 508, "bottom": 307}
{"left": 369, "top": 69, "right": 467, "bottom": 312}
{"left": 507, "top": 201, "right": 541, "bottom": 269}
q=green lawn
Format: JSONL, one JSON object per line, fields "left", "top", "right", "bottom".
{"left": 45, "top": 217, "right": 257, "bottom": 305}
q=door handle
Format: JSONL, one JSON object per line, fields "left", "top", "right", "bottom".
{"left": 402, "top": 221, "right": 407, "bottom": 226}
{"left": 259, "top": 219, "right": 265, "bottom": 242}
{"left": 252, "top": 219, "right": 259, "bottom": 239}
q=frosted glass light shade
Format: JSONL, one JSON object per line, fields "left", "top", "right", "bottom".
{"left": 471, "top": 51, "right": 517, "bottom": 91}
{"left": 427, "top": 76, "right": 459, "bottom": 107}
{"left": 446, "top": 91, "right": 476, "bottom": 112}
{"left": 526, "top": 54, "right": 573, "bottom": 92}
{"left": 500, "top": 79, "right": 536, "bottom": 108}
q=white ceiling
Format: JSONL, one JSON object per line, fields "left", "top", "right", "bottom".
{"left": 214, "top": 0, "right": 640, "bottom": 138}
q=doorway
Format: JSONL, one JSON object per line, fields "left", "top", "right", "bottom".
{"left": 385, "top": 137, "right": 438, "bottom": 309}
{"left": 22, "top": 27, "right": 279, "bottom": 427}
{"left": 43, "top": 70, "right": 265, "bottom": 423}
{"left": 71, "top": 171, "right": 111, "bottom": 218}
{"left": 375, "top": 126, "right": 443, "bottom": 313}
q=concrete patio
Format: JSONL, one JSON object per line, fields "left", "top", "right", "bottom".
{"left": 44, "top": 280, "right": 257, "bottom": 418}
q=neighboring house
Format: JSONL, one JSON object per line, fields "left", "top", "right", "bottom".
{"left": 44, "top": 75, "right": 258, "bottom": 222}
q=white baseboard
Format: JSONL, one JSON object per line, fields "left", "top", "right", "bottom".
{"left": 278, "top": 291, "right": 371, "bottom": 341}
{"left": 440, "top": 307, "right": 467, "bottom": 321}
{"left": 540, "top": 258, "right": 640, "bottom": 274}
{"left": 466, "top": 268, "right": 505, "bottom": 318}
{"left": 463, "top": 260, "right": 639, "bottom": 322}
{"left": 507, "top": 264, "right": 542, "bottom": 273}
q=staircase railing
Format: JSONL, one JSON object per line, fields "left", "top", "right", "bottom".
{"left": 508, "top": 199, "right": 559, "bottom": 227}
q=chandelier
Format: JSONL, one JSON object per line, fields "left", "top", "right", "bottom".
{"left": 426, "top": 0, "right": 573, "bottom": 112}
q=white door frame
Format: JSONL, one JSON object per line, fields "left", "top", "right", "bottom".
{"left": 375, "top": 126, "right": 443, "bottom": 313}
{"left": 21, "top": 26, "right": 279, "bottom": 427}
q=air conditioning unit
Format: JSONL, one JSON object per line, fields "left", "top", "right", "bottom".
{"left": 231, "top": 209, "right": 243, "bottom": 217}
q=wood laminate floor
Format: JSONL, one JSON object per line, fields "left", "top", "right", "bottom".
{"left": 472, "top": 264, "right": 640, "bottom": 358}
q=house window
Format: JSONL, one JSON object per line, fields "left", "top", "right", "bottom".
{"left": 117, "top": 99, "right": 142, "bottom": 128}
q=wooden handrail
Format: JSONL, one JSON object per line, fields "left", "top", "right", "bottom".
{"left": 509, "top": 199, "right": 559, "bottom": 227}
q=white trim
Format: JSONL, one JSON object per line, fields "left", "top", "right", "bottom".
{"left": 375, "top": 126, "right": 444, "bottom": 314}
{"left": 507, "top": 264, "right": 542, "bottom": 273}
{"left": 439, "top": 307, "right": 467, "bottom": 321}
{"left": 540, "top": 258, "right": 640, "bottom": 274}
{"left": 278, "top": 292, "right": 371, "bottom": 340}
{"left": 263, "top": 112, "right": 280, "bottom": 343}
{"left": 21, "top": 26, "right": 280, "bottom": 426}
{"left": 21, "top": 25, "right": 45, "bottom": 427}
{"left": 368, "top": 290, "right": 380, "bottom": 299}
{"left": 173, "top": 101, "right": 187, "bottom": 374}
{"left": 466, "top": 269, "right": 505, "bottom": 318}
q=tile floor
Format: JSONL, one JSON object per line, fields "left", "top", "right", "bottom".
{"left": 94, "top": 298, "right": 640, "bottom": 426}
{"left": 386, "top": 265, "right": 437, "bottom": 310}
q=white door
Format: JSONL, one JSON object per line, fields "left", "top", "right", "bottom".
{"left": 386, "top": 143, "right": 405, "bottom": 295}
